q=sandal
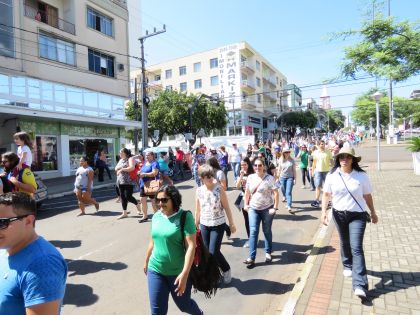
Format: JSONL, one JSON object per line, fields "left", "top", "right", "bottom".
{"left": 243, "top": 258, "right": 255, "bottom": 265}
{"left": 138, "top": 217, "right": 149, "bottom": 223}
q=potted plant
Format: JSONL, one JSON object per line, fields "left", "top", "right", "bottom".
{"left": 407, "top": 137, "right": 420, "bottom": 175}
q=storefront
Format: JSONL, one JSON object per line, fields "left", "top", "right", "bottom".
{"left": 19, "top": 119, "right": 124, "bottom": 178}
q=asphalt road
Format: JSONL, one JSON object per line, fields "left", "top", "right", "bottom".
{"left": 36, "top": 173, "right": 322, "bottom": 315}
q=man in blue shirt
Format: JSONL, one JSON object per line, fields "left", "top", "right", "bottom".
{"left": 0, "top": 192, "right": 67, "bottom": 315}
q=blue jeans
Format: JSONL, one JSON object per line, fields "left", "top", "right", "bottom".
{"left": 248, "top": 207, "right": 275, "bottom": 260}
{"left": 332, "top": 209, "right": 368, "bottom": 292}
{"left": 147, "top": 269, "right": 202, "bottom": 315}
{"left": 200, "top": 223, "right": 230, "bottom": 272}
{"left": 230, "top": 162, "right": 240, "bottom": 181}
{"left": 279, "top": 177, "right": 294, "bottom": 208}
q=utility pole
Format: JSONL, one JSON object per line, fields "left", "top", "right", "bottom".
{"left": 388, "top": 0, "right": 395, "bottom": 144}
{"left": 133, "top": 77, "right": 139, "bottom": 152}
{"left": 138, "top": 25, "right": 166, "bottom": 150}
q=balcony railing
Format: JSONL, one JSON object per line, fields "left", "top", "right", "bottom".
{"left": 241, "top": 79, "right": 256, "bottom": 89}
{"left": 240, "top": 61, "right": 255, "bottom": 72}
{"left": 110, "top": 0, "right": 128, "bottom": 9}
{"left": 24, "top": 3, "right": 75, "bottom": 35}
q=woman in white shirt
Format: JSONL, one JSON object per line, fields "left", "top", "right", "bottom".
{"left": 195, "top": 164, "right": 236, "bottom": 285}
{"left": 321, "top": 147, "right": 378, "bottom": 300}
{"left": 243, "top": 158, "right": 279, "bottom": 267}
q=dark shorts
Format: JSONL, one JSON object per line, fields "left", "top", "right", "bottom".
{"left": 140, "top": 187, "right": 155, "bottom": 198}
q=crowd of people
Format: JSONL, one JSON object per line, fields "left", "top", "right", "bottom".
{"left": 0, "top": 129, "right": 379, "bottom": 314}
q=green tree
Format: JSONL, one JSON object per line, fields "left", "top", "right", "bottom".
{"left": 326, "top": 109, "right": 346, "bottom": 131}
{"left": 277, "top": 111, "right": 317, "bottom": 138}
{"left": 126, "top": 90, "right": 228, "bottom": 146}
{"left": 339, "top": 14, "right": 420, "bottom": 82}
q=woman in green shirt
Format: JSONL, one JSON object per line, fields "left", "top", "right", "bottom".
{"left": 143, "top": 185, "right": 203, "bottom": 315}
{"left": 296, "top": 145, "right": 310, "bottom": 189}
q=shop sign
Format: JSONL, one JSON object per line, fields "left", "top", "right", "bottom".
{"left": 19, "top": 119, "right": 60, "bottom": 135}
{"left": 62, "top": 124, "right": 118, "bottom": 138}
{"left": 218, "top": 44, "right": 240, "bottom": 111}
{"left": 248, "top": 116, "right": 261, "bottom": 125}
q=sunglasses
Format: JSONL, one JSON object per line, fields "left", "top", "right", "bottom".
{"left": 253, "top": 164, "right": 263, "bottom": 167}
{"left": 156, "top": 197, "right": 170, "bottom": 204}
{"left": 0, "top": 215, "right": 29, "bottom": 230}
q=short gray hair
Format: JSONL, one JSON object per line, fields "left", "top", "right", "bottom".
{"left": 197, "top": 164, "right": 215, "bottom": 178}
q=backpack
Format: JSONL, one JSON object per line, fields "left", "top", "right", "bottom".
{"left": 129, "top": 161, "right": 141, "bottom": 181}
{"left": 180, "top": 211, "right": 222, "bottom": 298}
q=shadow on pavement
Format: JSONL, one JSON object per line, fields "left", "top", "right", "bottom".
{"left": 50, "top": 240, "right": 82, "bottom": 249}
{"left": 175, "top": 185, "right": 195, "bottom": 190}
{"left": 274, "top": 213, "right": 318, "bottom": 221}
{"left": 66, "top": 259, "right": 128, "bottom": 277}
{"left": 366, "top": 270, "right": 420, "bottom": 303}
{"left": 63, "top": 283, "right": 99, "bottom": 307}
{"left": 87, "top": 210, "right": 121, "bottom": 217}
{"left": 229, "top": 277, "right": 293, "bottom": 295}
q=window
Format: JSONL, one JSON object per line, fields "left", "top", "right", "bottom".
{"left": 256, "top": 77, "right": 261, "bottom": 87}
{"left": 194, "top": 79, "right": 202, "bottom": 89}
{"left": 179, "top": 66, "right": 186, "bottom": 76}
{"left": 0, "top": 0, "right": 14, "bottom": 58}
{"left": 88, "top": 49, "right": 114, "bottom": 77}
{"left": 180, "top": 82, "right": 187, "bottom": 92}
{"left": 154, "top": 74, "right": 161, "bottom": 81}
{"left": 210, "top": 76, "right": 219, "bottom": 86}
{"left": 32, "top": 136, "right": 58, "bottom": 171}
{"left": 165, "top": 85, "right": 172, "bottom": 91}
{"left": 165, "top": 69, "right": 172, "bottom": 79}
{"left": 257, "top": 94, "right": 261, "bottom": 103}
{"left": 39, "top": 32, "right": 75, "bottom": 65}
{"left": 211, "top": 93, "right": 219, "bottom": 100}
{"left": 193, "top": 62, "right": 201, "bottom": 72}
{"left": 256, "top": 60, "right": 261, "bottom": 71}
{"left": 210, "top": 58, "right": 218, "bottom": 69}
{"left": 87, "top": 7, "right": 113, "bottom": 36}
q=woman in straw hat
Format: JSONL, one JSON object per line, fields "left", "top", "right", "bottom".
{"left": 321, "top": 147, "right": 378, "bottom": 300}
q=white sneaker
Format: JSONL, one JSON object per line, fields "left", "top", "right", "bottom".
{"left": 243, "top": 241, "right": 249, "bottom": 248}
{"left": 354, "top": 288, "right": 366, "bottom": 298}
{"left": 300, "top": 185, "right": 305, "bottom": 189}
{"left": 265, "top": 253, "right": 272, "bottom": 262}
{"left": 343, "top": 269, "right": 352, "bottom": 277}
{"left": 223, "top": 269, "right": 232, "bottom": 284}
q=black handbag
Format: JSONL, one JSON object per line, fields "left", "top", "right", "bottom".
{"left": 234, "top": 193, "right": 244, "bottom": 211}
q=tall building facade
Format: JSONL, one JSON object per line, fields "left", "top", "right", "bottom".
{"left": 133, "top": 42, "right": 288, "bottom": 140}
{"left": 0, "top": 0, "right": 136, "bottom": 178}
{"left": 285, "top": 83, "right": 302, "bottom": 111}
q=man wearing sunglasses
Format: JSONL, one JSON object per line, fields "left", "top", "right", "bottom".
{"left": 1, "top": 152, "right": 36, "bottom": 197}
{"left": 0, "top": 192, "right": 67, "bottom": 314}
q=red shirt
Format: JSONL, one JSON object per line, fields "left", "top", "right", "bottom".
{"left": 175, "top": 149, "right": 185, "bottom": 161}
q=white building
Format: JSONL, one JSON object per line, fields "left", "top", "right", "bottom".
{"left": 132, "top": 41, "right": 288, "bottom": 141}
{"left": 0, "top": 0, "right": 136, "bottom": 178}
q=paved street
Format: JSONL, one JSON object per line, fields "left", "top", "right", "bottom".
{"left": 36, "top": 173, "right": 322, "bottom": 315}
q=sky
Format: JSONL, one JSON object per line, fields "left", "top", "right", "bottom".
{"left": 128, "top": 0, "right": 419, "bottom": 117}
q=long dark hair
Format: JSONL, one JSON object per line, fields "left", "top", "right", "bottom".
{"left": 242, "top": 157, "right": 254, "bottom": 175}
{"left": 206, "top": 156, "right": 221, "bottom": 171}
{"left": 155, "top": 185, "right": 182, "bottom": 212}
{"left": 120, "top": 148, "right": 132, "bottom": 158}
{"left": 330, "top": 157, "right": 365, "bottom": 174}
{"left": 14, "top": 131, "right": 33, "bottom": 149}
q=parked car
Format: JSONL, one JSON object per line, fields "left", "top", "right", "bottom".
{"left": 0, "top": 167, "right": 48, "bottom": 208}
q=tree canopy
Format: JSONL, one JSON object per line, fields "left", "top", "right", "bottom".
{"left": 125, "top": 90, "right": 228, "bottom": 146}
{"left": 339, "top": 15, "right": 420, "bottom": 82}
{"left": 326, "top": 109, "right": 346, "bottom": 131}
{"left": 276, "top": 110, "right": 318, "bottom": 138}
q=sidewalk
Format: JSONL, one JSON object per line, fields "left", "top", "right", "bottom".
{"left": 290, "top": 155, "right": 420, "bottom": 314}
{"left": 43, "top": 175, "right": 115, "bottom": 199}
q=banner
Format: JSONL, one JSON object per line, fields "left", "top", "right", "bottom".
{"left": 218, "top": 44, "right": 241, "bottom": 111}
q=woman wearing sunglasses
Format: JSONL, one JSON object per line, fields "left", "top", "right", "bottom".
{"left": 243, "top": 158, "right": 279, "bottom": 267}
{"left": 195, "top": 164, "right": 236, "bottom": 284}
{"left": 143, "top": 185, "right": 203, "bottom": 315}
{"left": 321, "top": 147, "right": 378, "bottom": 300}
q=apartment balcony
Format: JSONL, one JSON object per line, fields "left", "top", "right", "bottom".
{"left": 110, "top": 0, "right": 128, "bottom": 9}
{"left": 262, "top": 76, "right": 276, "bottom": 88}
{"left": 241, "top": 79, "right": 256, "bottom": 91}
{"left": 240, "top": 61, "right": 255, "bottom": 73}
{"left": 24, "top": 2, "right": 75, "bottom": 35}
{"left": 241, "top": 98, "right": 256, "bottom": 110}
{"left": 263, "top": 91, "right": 277, "bottom": 101}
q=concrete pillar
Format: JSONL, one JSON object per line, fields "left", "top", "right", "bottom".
{"left": 59, "top": 134, "right": 70, "bottom": 176}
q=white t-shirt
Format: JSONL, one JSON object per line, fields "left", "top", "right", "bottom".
{"left": 323, "top": 169, "right": 373, "bottom": 212}
{"left": 17, "top": 145, "right": 32, "bottom": 167}
{"left": 229, "top": 148, "right": 242, "bottom": 163}
{"left": 197, "top": 184, "right": 226, "bottom": 226}
{"left": 246, "top": 173, "right": 277, "bottom": 210}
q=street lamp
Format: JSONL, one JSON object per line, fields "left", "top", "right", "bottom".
{"left": 369, "top": 117, "right": 373, "bottom": 142}
{"left": 373, "top": 91, "right": 382, "bottom": 171}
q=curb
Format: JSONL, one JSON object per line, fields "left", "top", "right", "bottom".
{"left": 47, "top": 183, "right": 115, "bottom": 200}
{"left": 278, "top": 211, "right": 333, "bottom": 315}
